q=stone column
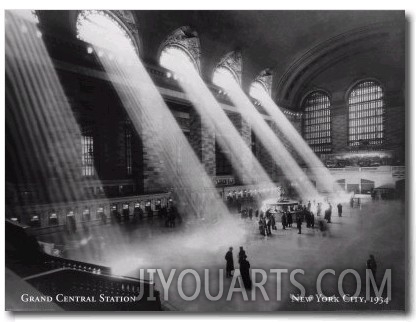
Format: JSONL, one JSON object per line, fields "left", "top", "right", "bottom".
{"left": 189, "top": 108, "right": 216, "bottom": 176}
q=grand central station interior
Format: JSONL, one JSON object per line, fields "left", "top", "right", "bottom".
{"left": 5, "top": 10, "right": 405, "bottom": 311}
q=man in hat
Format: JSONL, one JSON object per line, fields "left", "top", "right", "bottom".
{"left": 225, "top": 247, "right": 234, "bottom": 278}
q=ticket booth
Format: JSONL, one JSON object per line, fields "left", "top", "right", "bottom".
{"left": 9, "top": 216, "right": 19, "bottom": 223}
{"left": 49, "top": 211, "right": 58, "bottom": 226}
{"left": 97, "top": 206, "right": 106, "bottom": 224}
{"left": 122, "top": 203, "right": 130, "bottom": 221}
{"left": 145, "top": 200, "right": 152, "bottom": 216}
{"left": 133, "top": 202, "right": 143, "bottom": 221}
{"left": 82, "top": 207, "right": 91, "bottom": 222}
{"left": 111, "top": 204, "right": 120, "bottom": 222}
{"left": 66, "top": 210, "right": 76, "bottom": 232}
{"left": 30, "top": 213, "right": 41, "bottom": 227}
{"left": 154, "top": 199, "right": 161, "bottom": 216}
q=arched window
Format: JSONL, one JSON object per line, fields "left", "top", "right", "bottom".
{"left": 302, "top": 91, "right": 332, "bottom": 153}
{"left": 76, "top": 10, "right": 136, "bottom": 54}
{"left": 249, "top": 69, "right": 273, "bottom": 101}
{"left": 212, "top": 51, "right": 242, "bottom": 90}
{"left": 249, "top": 81, "right": 269, "bottom": 101}
{"left": 348, "top": 80, "right": 384, "bottom": 147}
{"left": 213, "top": 66, "right": 239, "bottom": 89}
{"left": 160, "top": 46, "right": 198, "bottom": 73}
{"left": 159, "top": 26, "right": 200, "bottom": 73}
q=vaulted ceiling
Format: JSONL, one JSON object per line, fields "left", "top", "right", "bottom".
{"left": 38, "top": 10, "right": 405, "bottom": 108}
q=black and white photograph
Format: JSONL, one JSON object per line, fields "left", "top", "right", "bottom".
{"left": 2, "top": 5, "right": 410, "bottom": 315}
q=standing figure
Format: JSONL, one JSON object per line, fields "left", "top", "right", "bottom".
{"left": 328, "top": 203, "right": 332, "bottom": 223}
{"left": 239, "top": 255, "right": 252, "bottom": 289}
{"left": 271, "top": 213, "right": 277, "bottom": 230}
{"left": 337, "top": 203, "right": 343, "bottom": 217}
{"left": 258, "top": 217, "right": 265, "bottom": 236}
{"left": 324, "top": 208, "right": 330, "bottom": 223}
{"left": 317, "top": 202, "right": 322, "bottom": 216}
{"left": 296, "top": 214, "right": 302, "bottom": 234}
{"left": 305, "top": 209, "right": 311, "bottom": 228}
{"left": 266, "top": 215, "right": 272, "bottom": 236}
{"left": 225, "top": 247, "right": 234, "bottom": 278}
{"left": 350, "top": 197, "right": 354, "bottom": 208}
{"left": 367, "top": 254, "right": 377, "bottom": 277}
{"left": 287, "top": 211, "right": 293, "bottom": 228}
{"left": 238, "top": 246, "right": 246, "bottom": 264}
{"left": 281, "top": 212, "right": 287, "bottom": 230}
{"left": 307, "top": 201, "right": 311, "bottom": 211}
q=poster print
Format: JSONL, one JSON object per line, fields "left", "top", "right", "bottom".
{"left": 5, "top": 9, "right": 405, "bottom": 312}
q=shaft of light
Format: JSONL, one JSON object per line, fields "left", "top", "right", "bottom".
{"left": 254, "top": 90, "right": 350, "bottom": 202}
{"left": 214, "top": 75, "right": 321, "bottom": 202}
{"left": 6, "top": 10, "right": 115, "bottom": 257}
{"left": 161, "top": 52, "right": 277, "bottom": 193}
{"left": 6, "top": 11, "right": 98, "bottom": 203}
{"left": 82, "top": 21, "right": 242, "bottom": 223}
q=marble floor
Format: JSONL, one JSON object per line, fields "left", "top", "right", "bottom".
{"left": 37, "top": 199, "right": 406, "bottom": 312}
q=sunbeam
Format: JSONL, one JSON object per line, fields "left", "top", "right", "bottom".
{"left": 251, "top": 88, "right": 351, "bottom": 203}
{"left": 160, "top": 50, "right": 280, "bottom": 195}
{"left": 76, "top": 11, "right": 250, "bottom": 274}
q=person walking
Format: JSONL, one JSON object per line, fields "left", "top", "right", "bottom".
{"left": 296, "top": 214, "right": 302, "bottom": 234}
{"left": 239, "top": 255, "right": 252, "bottom": 289}
{"left": 287, "top": 211, "right": 293, "bottom": 228}
{"left": 317, "top": 202, "right": 322, "bottom": 216}
{"left": 225, "top": 247, "right": 234, "bottom": 277}
{"left": 281, "top": 212, "right": 287, "bottom": 230}
{"left": 367, "top": 254, "right": 377, "bottom": 277}
{"left": 337, "top": 203, "right": 343, "bottom": 217}
{"left": 238, "top": 246, "right": 246, "bottom": 264}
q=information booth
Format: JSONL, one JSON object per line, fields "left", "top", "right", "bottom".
{"left": 264, "top": 199, "right": 301, "bottom": 222}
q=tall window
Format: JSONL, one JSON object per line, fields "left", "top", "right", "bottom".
{"left": 125, "top": 120, "right": 132, "bottom": 176}
{"left": 160, "top": 46, "right": 198, "bottom": 72}
{"left": 159, "top": 26, "right": 201, "bottom": 73}
{"left": 81, "top": 126, "right": 94, "bottom": 177}
{"left": 302, "top": 91, "right": 332, "bottom": 153}
{"left": 76, "top": 10, "right": 136, "bottom": 54}
{"left": 215, "top": 139, "right": 232, "bottom": 176}
{"left": 348, "top": 81, "right": 384, "bottom": 147}
{"left": 249, "top": 81, "right": 269, "bottom": 101}
{"left": 213, "top": 51, "right": 242, "bottom": 91}
{"left": 249, "top": 69, "right": 273, "bottom": 101}
{"left": 213, "top": 66, "right": 239, "bottom": 90}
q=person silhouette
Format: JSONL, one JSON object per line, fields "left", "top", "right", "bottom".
{"left": 225, "top": 247, "right": 234, "bottom": 277}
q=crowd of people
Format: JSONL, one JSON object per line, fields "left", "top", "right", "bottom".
{"left": 223, "top": 198, "right": 384, "bottom": 290}
{"left": 236, "top": 199, "right": 346, "bottom": 237}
